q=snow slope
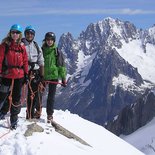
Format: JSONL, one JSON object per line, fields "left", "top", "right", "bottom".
{"left": 123, "top": 117, "right": 155, "bottom": 155}
{"left": 117, "top": 40, "right": 155, "bottom": 84}
{"left": 0, "top": 108, "right": 144, "bottom": 155}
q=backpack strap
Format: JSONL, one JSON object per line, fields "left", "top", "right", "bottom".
{"left": 21, "top": 38, "right": 41, "bottom": 55}
{"left": 33, "top": 41, "right": 41, "bottom": 55}
{"left": 55, "top": 47, "right": 58, "bottom": 56}
{"left": 56, "top": 48, "right": 65, "bottom": 67}
{"left": 2, "top": 44, "right": 9, "bottom": 72}
{"left": 4, "top": 44, "right": 9, "bottom": 54}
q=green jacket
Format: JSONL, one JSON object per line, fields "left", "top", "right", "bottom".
{"left": 42, "top": 44, "right": 66, "bottom": 80}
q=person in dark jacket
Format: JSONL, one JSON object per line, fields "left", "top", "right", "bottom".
{"left": 0, "top": 24, "right": 28, "bottom": 129}
{"left": 22, "top": 25, "right": 44, "bottom": 119}
{"left": 42, "top": 32, "right": 67, "bottom": 123}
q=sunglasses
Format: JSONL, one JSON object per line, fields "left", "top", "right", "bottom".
{"left": 26, "top": 32, "right": 34, "bottom": 35}
{"left": 11, "top": 31, "right": 21, "bottom": 34}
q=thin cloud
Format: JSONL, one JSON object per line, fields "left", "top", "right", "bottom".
{"left": 43, "top": 9, "right": 155, "bottom": 15}
{"left": 0, "top": 8, "right": 155, "bottom": 16}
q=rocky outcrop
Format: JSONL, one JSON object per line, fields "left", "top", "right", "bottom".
{"left": 24, "top": 123, "right": 44, "bottom": 137}
{"left": 51, "top": 121, "right": 91, "bottom": 147}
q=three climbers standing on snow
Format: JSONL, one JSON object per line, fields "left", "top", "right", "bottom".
{"left": 0, "top": 24, "right": 67, "bottom": 129}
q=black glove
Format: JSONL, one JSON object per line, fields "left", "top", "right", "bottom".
{"left": 61, "top": 79, "right": 67, "bottom": 87}
{"left": 23, "top": 74, "right": 29, "bottom": 85}
{"left": 0, "top": 74, "right": 3, "bottom": 85}
{"left": 0, "top": 77, "right": 2, "bottom": 85}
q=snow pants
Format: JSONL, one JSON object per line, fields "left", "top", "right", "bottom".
{"left": 0, "top": 78, "right": 23, "bottom": 124}
{"left": 46, "top": 80, "right": 57, "bottom": 116}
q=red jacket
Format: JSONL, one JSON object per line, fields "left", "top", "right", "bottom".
{"left": 0, "top": 41, "right": 28, "bottom": 79}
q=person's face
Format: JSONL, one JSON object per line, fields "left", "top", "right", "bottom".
{"left": 46, "top": 38, "right": 54, "bottom": 47}
{"left": 25, "top": 31, "right": 35, "bottom": 41}
{"left": 10, "top": 31, "right": 21, "bottom": 42}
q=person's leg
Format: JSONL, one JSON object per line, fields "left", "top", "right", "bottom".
{"left": 26, "top": 85, "right": 33, "bottom": 119}
{"left": 34, "top": 90, "right": 42, "bottom": 119}
{"left": 31, "top": 78, "right": 40, "bottom": 119}
{"left": 0, "top": 79, "right": 11, "bottom": 119}
{"left": 0, "top": 96, "right": 9, "bottom": 119}
{"left": 26, "top": 78, "right": 38, "bottom": 119}
{"left": 46, "top": 83, "right": 57, "bottom": 122}
{"left": 34, "top": 71, "right": 43, "bottom": 119}
{"left": 0, "top": 98, "right": 10, "bottom": 118}
{"left": 10, "top": 78, "right": 23, "bottom": 129}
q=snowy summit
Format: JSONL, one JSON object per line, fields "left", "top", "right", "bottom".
{"left": 0, "top": 108, "right": 144, "bottom": 155}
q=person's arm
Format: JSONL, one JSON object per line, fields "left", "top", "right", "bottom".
{"left": 0, "top": 44, "right": 5, "bottom": 74}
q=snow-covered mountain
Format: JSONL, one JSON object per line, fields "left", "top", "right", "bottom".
{"left": 56, "top": 17, "right": 155, "bottom": 134}
{"left": 123, "top": 115, "right": 155, "bottom": 155}
{"left": 106, "top": 87, "right": 155, "bottom": 135}
{"left": 0, "top": 108, "right": 144, "bottom": 155}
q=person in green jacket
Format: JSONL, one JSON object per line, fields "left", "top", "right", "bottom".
{"left": 42, "top": 32, "right": 67, "bottom": 123}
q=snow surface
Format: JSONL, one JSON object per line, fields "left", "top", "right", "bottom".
{"left": 112, "top": 73, "right": 151, "bottom": 93}
{"left": 123, "top": 117, "right": 155, "bottom": 155}
{"left": 116, "top": 40, "right": 155, "bottom": 84}
{"left": 0, "top": 108, "right": 144, "bottom": 155}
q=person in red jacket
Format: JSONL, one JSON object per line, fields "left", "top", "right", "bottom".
{"left": 0, "top": 24, "right": 28, "bottom": 130}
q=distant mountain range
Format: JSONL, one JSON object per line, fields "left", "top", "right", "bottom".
{"left": 55, "top": 17, "right": 155, "bottom": 135}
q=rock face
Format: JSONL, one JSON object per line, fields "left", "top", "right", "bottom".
{"left": 105, "top": 88, "right": 155, "bottom": 135}
{"left": 57, "top": 47, "right": 144, "bottom": 125}
{"left": 55, "top": 17, "right": 155, "bottom": 133}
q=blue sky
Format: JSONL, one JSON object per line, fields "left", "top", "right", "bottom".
{"left": 0, "top": 0, "right": 155, "bottom": 44}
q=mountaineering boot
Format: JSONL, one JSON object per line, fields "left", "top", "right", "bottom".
{"left": 10, "top": 115, "right": 18, "bottom": 130}
{"left": 0, "top": 112, "right": 6, "bottom": 120}
{"left": 34, "top": 111, "right": 41, "bottom": 119}
{"left": 10, "top": 124, "right": 17, "bottom": 130}
{"left": 10, "top": 121, "right": 18, "bottom": 130}
{"left": 26, "top": 110, "right": 34, "bottom": 119}
{"left": 47, "top": 115, "right": 53, "bottom": 123}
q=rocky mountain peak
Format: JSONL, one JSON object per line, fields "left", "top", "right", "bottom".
{"left": 56, "top": 17, "right": 155, "bottom": 133}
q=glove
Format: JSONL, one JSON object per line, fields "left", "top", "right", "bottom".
{"left": 0, "top": 74, "right": 2, "bottom": 85}
{"left": 0, "top": 77, "right": 2, "bottom": 85}
{"left": 23, "top": 74, "right": 29, "bottom": 85}
{"left": 61, "top": 79, "right": 67, "bottom": 87}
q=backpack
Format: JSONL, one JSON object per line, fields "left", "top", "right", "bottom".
{"left": 56, "top": 48, "right": 65, "bottom": 67}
